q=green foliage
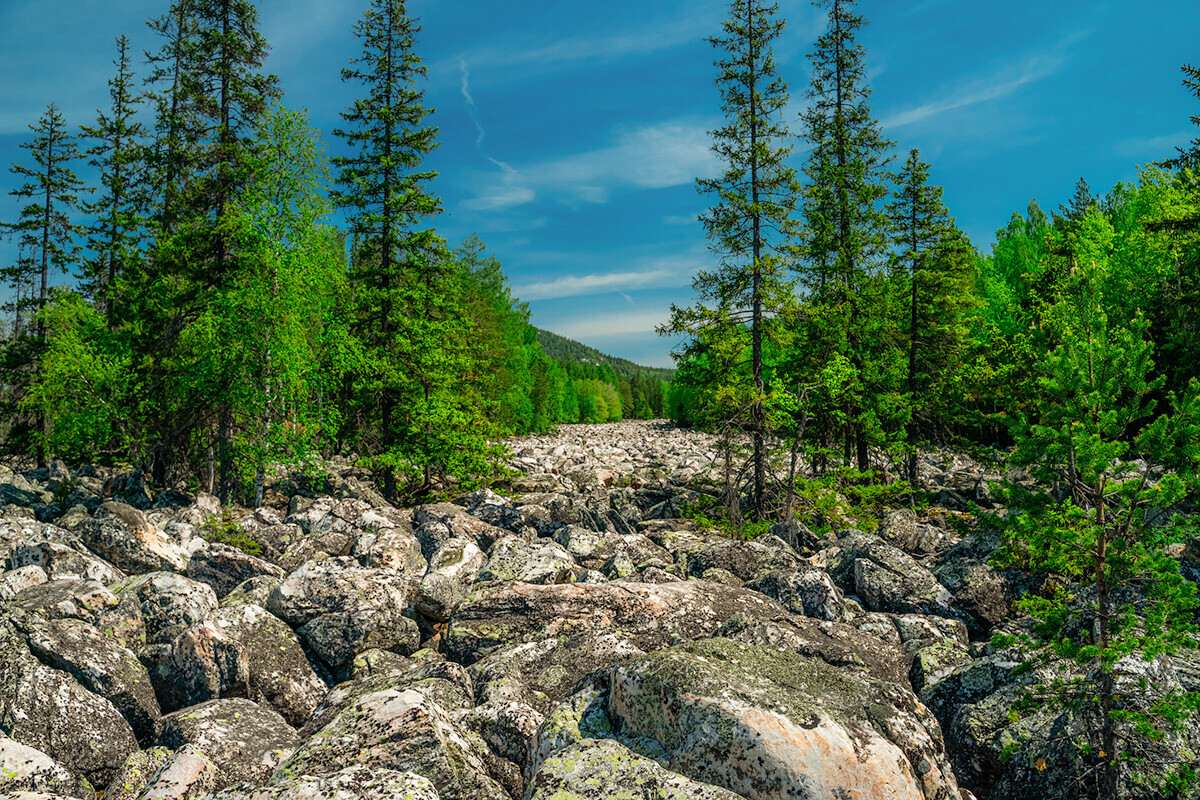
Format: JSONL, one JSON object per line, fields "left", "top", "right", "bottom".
{"left": 990, "top": 254, "right": 1200, "bottom": 795}
{"left": 201, "top": 508, "right": 264, "bottom": 557}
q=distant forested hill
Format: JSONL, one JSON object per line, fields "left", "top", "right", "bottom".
{"left": 534, "top": 329, "right": 675, "bottom": 382}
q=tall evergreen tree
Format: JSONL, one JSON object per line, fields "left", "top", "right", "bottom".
{"left": 798, "top": 0, "right": 894, "bottom": 472}
{"left": 661, "top": 0, "right": 797, "bottom": 519}
{"left": 334, "top": 0, "right": 494, "bottom": 498}
{"left": 3, "top": 103, "right": 88, "bottom": 464}
{"left": 81, "top": 36, "right": 149, "bottom": 321}
{"left": 887, "top": 149, "right": 973, "bottom": 480}
{"left": 144, "top": 0, "right": 198, "bottom": 233}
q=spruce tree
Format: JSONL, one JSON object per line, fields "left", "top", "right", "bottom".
{"left": 661, "top": 0, "right": 797, "bottom": 520}
{"left": 798, "top": 0, "right": 894, "bottom": 472}
{"left": 3, "top": 103, "right": 88, "bottom": 464}
{"left": 1158, "top": 63, "right": 1200, "bottom": 171}
{"left": 334, "top": 0, "right": 494, "bottom": 498}
{"left": 81, "top": 36, "right": 149, "bottom": 322}
{"left": 886, "top": 149, "right": 973, "bottom": 480}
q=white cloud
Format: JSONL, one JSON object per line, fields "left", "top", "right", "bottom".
{"left": 461, "top": 119, "right": 721, "bottom": 210}
{"left": 1112, "top": 130, "right": 1194, "bottom": 161}
{"left": 550, "top": 309, "right": 673, "bottom": 340}
{"left": 512, "top": 252, "right": 705, "bottom": 301}
{"left": 882, "top": 29, "right": 1091, "bottom": 130}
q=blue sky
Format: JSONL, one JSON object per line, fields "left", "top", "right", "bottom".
{"left": 1, "top": 0, "right": 1197, "bottom": 367}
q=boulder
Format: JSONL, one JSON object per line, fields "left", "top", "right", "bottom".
{"left": 153, "top": 698, "right": 299, "bottom": 788}
{"left": 135, "top": 745, "right": 224, "bottom": 800}
{"left": 274, "top": 688, "right": 510, "bottom": 800}
{"left": 7, "top": 540, "right": 123, "bottom": 584}
{"left": 0, "top": 564, "right": 48, "bottom": 601}
{"left": 478, "top": 536, "right": 577, "bottom": 585}
{"left": 102, "top": 748, "right": 173, "bottom": 800}
{"left": 7, "top": 578, "right": 145, "bottom": 650}
{"left": 77, "top": 502, "right": 188, "bottom": 574}
{"left": 680, "top": 535, "right": 803, "bottom": 581}
{"left": 0, "top": 625, "right": 139, "bottom": 788}
{"left": 744, "top": 567, "right": 851, "bottom": 622}
{"left": 186, "top": 544, "right": 285, "bottom": 599}
{"left": 145, "top": 618, "right": 250, "bottom": 713}
{"left": 527, "top": 738, "right": 743, "bottom": 800}
{"left": 17, "top": 616, "right": 160, "bottom": 742}
{"left": 265, "top": 558, "right": 421, "bottom": 675}
{"left": 608, "top": 637, "right": 961, "bottom": 800}
{"left": 0, "top": 736, "right": 94, "bottom": 799}
{"left": 110, "top": 572, "right": 218, "bottom": 645}
{"left": 208, "top": 766, "right": 440, "bottom": 800}
{"left": 210, "top": 603, "right": 328, "bottom": 727}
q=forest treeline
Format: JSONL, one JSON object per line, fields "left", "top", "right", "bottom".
{"left": 0, "top": 0, "right": 668, "bottom": 504}
{"left": 664, "top": 0, "right": 1200, "bottom": 518}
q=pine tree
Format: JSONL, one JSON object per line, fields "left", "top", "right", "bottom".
{"left": 334, "top": 0, "right": 494, "bottom": 498}
{"left": 661, "top": 0, "right": 797, "bottom": 519}
{"left": 3, "top": 103, "right": 88, "bottom": 464}
{"left": 81, "top": 36, "right": 149, "bottom": 322}
{"left": 798, "top": 0, "right": 894, "bottom": 472}
{"left": 144, "top": 0, "right": 198, "bottom": 233}
{"left": 1158, "top": 64, "right": 1200, "bottom": 171}
{"left": 886, "top": 149, "right": 973, "bottom": 480}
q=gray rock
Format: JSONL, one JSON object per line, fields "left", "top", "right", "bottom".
{"left": 110, "top": 572, "right": 218, "bottom": 645}
{"left": 208, "top": 766, "right": 440, "bottom": 800}
{"left": 218, "top": 575, "right": 282, "bottom": 609}
{"left": 145, "top": 618, "right": 250, "bottom": 713}
{"left": 0, "top": 625, "right": 139, "bottom": 788}
{"left": 608, "top": 637, "right": 961, "bottom": 800}
{"left": 266, "top": 558, "right": 421, "bottom": 675}
{"left": 17, "top": 616, "right": 160, "bottom": 742}
{"left": 0, "top": 735, "right": 95, "bottom": 799}
{"left": 274, "top": 688, "right": 509, "bottom": 800}
{"left": 0, "top": 564, "right": 48, "bottom": 601}
{"left": 7, "top": 541, "right": 123, "bottom": 584}
{"left": 478, "top": 536, "right": 576, "bottom": 585}
{"left": 210, "top": 603, "right": 328, "bottom": 727}
{"left": 7, "top": 578, "right": 145, "bottom": 650}
{"left": 137, "top": 745, "right": 223, "bottom": 800}
{"left": 102, "top": 747, "right": 173, "bottom": 800}
{"left": 153, "top": 698, "right": 299, "bottom": 789}
{"left": 528, "top": 738, "right": 743, "bottom": 800}
{"left": 77, "top": 502, "right": 188, "bottom": 574}
{"left": 186, "top": 544, "right": 285, "bottom": 599}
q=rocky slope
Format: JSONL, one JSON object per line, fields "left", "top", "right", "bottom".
{"left": 0, "top": 421, "right": 1196, "bottom": 800}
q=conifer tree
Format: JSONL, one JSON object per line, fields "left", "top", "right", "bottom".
{"left": 3, "top": 103, "right": 88, "bottom": 464}
{"left": 81, "top": 36, "right": 149, "bottom": 321}
{"left": 661, "top": 0, "right": 797, "bottom": 519}
{"left": 334, "top": 0, "right": 494, "bottom": 498}
{"left": 1158, "top": 64, "right": 1200, "bottom": 171}
{"left": 798, "top": 0, "right": 894, "bottom": 472}
{"left": 887, "top": 149, "right": 973, "bottom": 480}
{"left": 144, "top": 0, "right": 198, "bottom": 233}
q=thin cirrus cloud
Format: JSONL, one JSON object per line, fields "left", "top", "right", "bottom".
{"left": 882, "top": 29, "right": 1092, "bottom": 131}
{"left": 460, "top": 119, "right": 721, "bottom": 211}
{"left": 548, "top": 308, "right": 674, "bottom": 341}
{"left": 513, "top": 269, "right": 679, "bottom": 302}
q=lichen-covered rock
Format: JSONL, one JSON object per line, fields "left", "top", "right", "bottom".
{"left": 145, "top": 618, "right": 250, "bottom": 713}
{"left": 299, "top": 659, "right": 474, "bottom": 738}
{"left": 274, "top": 688, "right": 510, "bottom": 800}
{"left": 456, "top": 699, "right": 543, "bottom": 769}
{"left": 824, "top": 530, "right": 960, "bottom": 622}
{"left": 478, "top": 536, "right": 576, "bottom": 585}
{"left": 17, "top": 616, "right": 160, "bottom": 742}
{"left": 266, "top": 558, "right": 420, "bottom": 675}
{"left": 744, "top": 567, "right": 852, "bottom": 622}
{"left": 878, "top": 509, "right": 953, "bottom": 556}
{"left": 218, "top": 576, "right": 282, "bottom": 609}
{"left": 110, "top": 572, "right": 218, "bottom": 645}
{"left": 210, "top": 603, "right": 327, "bottom": 728}
{"left": 0, "top": 564, "right": 48, "bottom": 601}
{"left": 413, "top": 503, "right": 507, "bottom": 560}
{"left": 932, "top": 530, "right": 1015, "bottom": 636}
{"left": 102, "top": 747, "right": 173, "bottom": 800}
{"left": 0, "top": 625, "right": 139, "bottom": 788}
{"left": 680, "top": 535, "right": 803, "bottom": 581}
{"left": 910, "top": 639, "right": 974, "bottom": 692}
{"left": 206, "top": 766, "right": 441, "bottom": 800}
{"left": 7, "top": 541, "right": 123, "bottom": 584}
{"left": 77, "top": 502, "right": 188, "bottom": 574}
{"left": 527, "top": 738, "right": 744, "bottom": 800}
{"left": 0, "top": 735, "right": 95, "bottom": 799}
{"left": 186, "top": 544, "right": 285, "bottom": 599}
{"left": 551, "top": 527, "right": 667, "bottom": 571}
{"left": 350, "top": 524, "right": 425, "bottom": 579}
{"left": 426, "top": 537, "right": 484, "bottom": 586}
{"left": 6, "top": 578, "right": 145, "bottom": 650}
{"left": 446, "top": 579, "right": 787, "bottom": 669}
{"left": 714, "top": 612, "right": 911, "bottom": 687}
{"left": 414, "top": 570, "right": 463, "bottom": 623}
{"left": 153, "top": 698, "right": 298, "bottom": 789}
{"left": 608, "top": 637, "right": 960, "bottom": 800}
{"left": 136, "top": 744, "right": 223, "bottom": 800}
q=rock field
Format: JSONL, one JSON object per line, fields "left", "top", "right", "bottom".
{"left": 0, "top": 420, "right": 1197, "bottom": 800}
